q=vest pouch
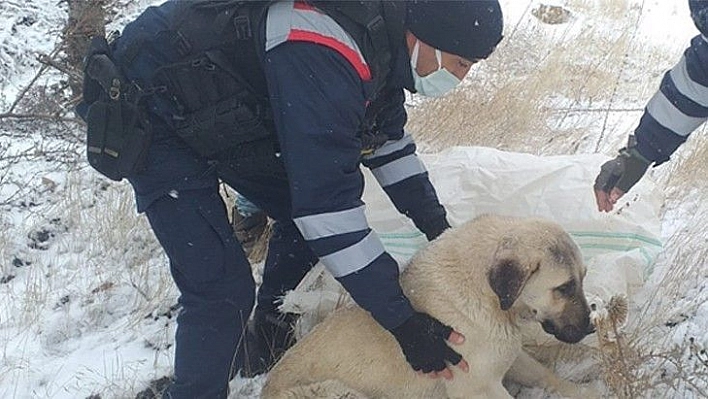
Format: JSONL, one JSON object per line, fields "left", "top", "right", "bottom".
{"left": 154, "top": 48, "right": 272, "bottom": 156}
{"left": 85, "top": 98, "right": 151, "bottom": 181}
{"left": 174, "top": 95, "right": 271, "bottom": 157}
{"left": 154, "top": 54, "right": 243, "bottom": 115}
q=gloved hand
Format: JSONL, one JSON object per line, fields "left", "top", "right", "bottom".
{"left": 594, "top": 136, "right": 652, "bottom": 212}
{"left": 423, "top": 217, "right": 451, "bottom": 241}
{"left": 390, "top": 311, "right": 464, "bottom": 375}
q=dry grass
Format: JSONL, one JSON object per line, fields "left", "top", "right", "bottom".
{"left": 670, "top": 125, "right": 708, "bottom": 190}
{"left": 408, "top": 0, "right": 666, "bottom": 157}
{"left": 55, "top": 174, "right": 175, "bottom": 326}
{"left": 592, "top": 280, "right": 708, "bottom": 398}
{"left": 568, "top": 0, "right": 630, "bottom": 20}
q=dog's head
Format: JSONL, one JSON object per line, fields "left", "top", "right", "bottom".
{"left": 486, "top": 220, "right": 592, "bottom": 344}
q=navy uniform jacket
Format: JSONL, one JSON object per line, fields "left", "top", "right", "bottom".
{"left": 634, "top": 0, "right": 708, "bottom": 164}
{"left": 261, "top": 2, "right": 448, "bottom": 329}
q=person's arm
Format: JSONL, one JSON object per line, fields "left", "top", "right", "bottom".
{"left": 264, "top": 42, "right": 465, "bottom": 377}
{"left": 594, "top": 33, "right": 708, "bottom": 211}
{"left": 634, "top": 34, "right": 708, "bottom": 163}
{"left": 361, "top": 89, "right": 450, "bottom": 240}
{"left": 264, "top": 42, "right": 412, "bottom": 329}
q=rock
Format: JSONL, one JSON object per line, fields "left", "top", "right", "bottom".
{"left": 532, "top": 4, "right": 572, "bottom": 25}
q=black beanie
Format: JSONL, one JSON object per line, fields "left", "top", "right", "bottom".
{"left": 689, "top": 0, "right": 708, "bottom": 36}
{"left": 406, "top": 0, "right": 504, "bottom": 60}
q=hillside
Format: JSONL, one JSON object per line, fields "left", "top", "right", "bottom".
{"left": 1, "top": 1, "right": 706, "bottom": 398}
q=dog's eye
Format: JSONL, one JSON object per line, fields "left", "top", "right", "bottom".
{"left": 555, "top": 280, "right": 575, "bottom": 296}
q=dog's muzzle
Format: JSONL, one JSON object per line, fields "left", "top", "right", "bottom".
{"left": 541, "top": 320, "right": 591, "bottom": 344}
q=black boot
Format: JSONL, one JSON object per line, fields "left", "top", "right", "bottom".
{"left": 240, "top": 310, "right": 297, "bottom": 377}
{"left": 134, "top": 376, "right": 172, "bottom": 399}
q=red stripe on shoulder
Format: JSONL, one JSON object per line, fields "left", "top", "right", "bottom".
{"left": 288, "top": 29, "right": 372, "bottom": 81}
{"left": 293, "top": 1, "right": 317, "bottom": 11}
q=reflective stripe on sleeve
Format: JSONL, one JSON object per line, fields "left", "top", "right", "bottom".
{"left": 370, "top": 154, "right": 427, "bottom": 187}
{"left": 646, "top": 90, "right": 706, "bottom": 137}
{"left": 670, "top": 56, "right": 708, "bottom": 108}
{"left": 319, "top": 231, "right": 385, "bottom": 277}
{"left": 362, "top": 134, "right": 415, "bottom": 160}
{"left": 294, "top": 205, "right": 368, "bottom": 241}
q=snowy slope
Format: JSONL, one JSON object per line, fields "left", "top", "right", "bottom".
{"left": 1, "top": 1, "right": 706, "bottom": 398}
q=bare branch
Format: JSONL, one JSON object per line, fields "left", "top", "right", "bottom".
{"left": 0, "top": 112, "right": 82, "bottom": 123}
{"left": 37, "top": 53, "right": 82, "bottom": 82}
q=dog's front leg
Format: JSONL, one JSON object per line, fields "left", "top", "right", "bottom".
{"left": 505, "top": 350, "right": 584, "bottom": 398}
{"left": 445, "top": 380, "right": 512, "bottom": 399}
{"left": 443, "top": 367, "right": 513, "bottom": 399}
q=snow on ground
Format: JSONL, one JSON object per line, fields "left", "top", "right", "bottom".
{"left": 1, "top": 1, "right": 706, "bottom": 398}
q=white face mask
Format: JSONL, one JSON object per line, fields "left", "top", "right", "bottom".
{"left": 410, "top": 40, "right": 462, "bottom": 97}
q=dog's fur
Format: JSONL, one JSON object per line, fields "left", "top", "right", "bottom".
{"left": 261, "top": 215, "right": 594, "bottom": 399}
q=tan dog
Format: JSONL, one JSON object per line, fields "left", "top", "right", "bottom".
{"left": 261, "top": 214, "right": 595, "bottom": 399}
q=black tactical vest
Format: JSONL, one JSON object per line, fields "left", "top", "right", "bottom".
{"left": 81, "top": 0, "right": 407, "bottom": 180}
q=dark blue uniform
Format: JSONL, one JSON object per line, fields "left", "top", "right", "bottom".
{"left": 634, "top": 0, "right": 708, "bottom": 164}
{"left": 112, "top": 2, "right": 449, "bottom": 397}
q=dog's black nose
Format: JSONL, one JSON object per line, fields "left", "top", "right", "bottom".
{"left": 541, "top": 320, "right": 556, "bottom": 335}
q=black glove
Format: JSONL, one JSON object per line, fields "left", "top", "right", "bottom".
{"left": 390, "top": 312, "right": 462, "bottom": 373}
{"left": 423, "top": 217, "right": 450, "bottom": 241}
{"left": 594, "top": 136, "right": 652, "bottom": 194}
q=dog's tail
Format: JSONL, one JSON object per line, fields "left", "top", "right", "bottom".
{"left": 260, "top": 378, "right": 370, "bottom": 399}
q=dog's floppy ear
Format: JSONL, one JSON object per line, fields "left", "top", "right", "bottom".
{"left": 487, "top": 235, "right": 534, "bottom": 311}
